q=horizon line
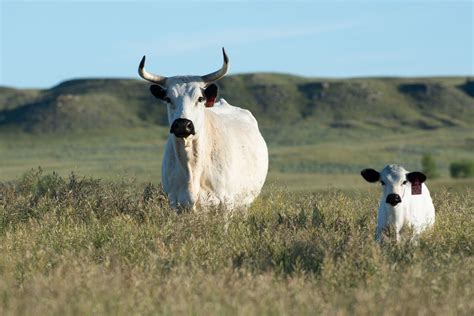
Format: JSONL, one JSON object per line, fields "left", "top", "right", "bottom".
{"left": 1, "top": 72, "right": 473, "bottom": 90}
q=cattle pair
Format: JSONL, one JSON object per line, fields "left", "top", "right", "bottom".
{"left": 138, "top": 49, "right": 435, "bottom": 242}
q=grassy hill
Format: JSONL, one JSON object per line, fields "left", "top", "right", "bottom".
{"left": 1, "top": 75, "right": 473, "bottom": 141}
{"left": 1, "top": 74, "right": 473, "bottom": 186}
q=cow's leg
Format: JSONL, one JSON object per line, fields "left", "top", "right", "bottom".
{"left": 394, "top": 223, "right": 403, "bottom": 242}
{"left": 168, "top": 193, "right": 178, "bottom": 210}
{"left": 393, "top": 215, "right": 405, "bottom": 243}
{"left": 375, "top": 226, "right": 384, "bottom": 243}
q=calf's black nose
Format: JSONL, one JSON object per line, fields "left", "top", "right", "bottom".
{"left": 170, "top": 118, "right": 195, "bottom": 138}
{"left": 386, "top": 193, "right": 402, "bottom": 206}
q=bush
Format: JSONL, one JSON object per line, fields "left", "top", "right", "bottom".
{"left": 450, "top": 161, "right": 474, "bottom": 178}
{"left": 421, "top": 154, "right": 439, "bottom": 179}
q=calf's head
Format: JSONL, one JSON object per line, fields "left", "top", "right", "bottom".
{"left": 361, "top": 165, "right": 427, "bottom": 207}
{"left": 138, "top": 48, "right": 229, "bottom": 138}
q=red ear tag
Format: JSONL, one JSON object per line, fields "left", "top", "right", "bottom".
{"left": 411, "top": 181, "right": 422, "bottom": 195}
{"left": 205, "top": 96, "right": 216, "bottom": 108}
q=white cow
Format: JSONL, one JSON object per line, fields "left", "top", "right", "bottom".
{"left": 138, "top": 48, "right": 268, "bottom": 210}
{"left": 361, "top": 164, "right": 435, "bottom": 242}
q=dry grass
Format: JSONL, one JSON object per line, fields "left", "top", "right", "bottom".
{"left": 0, "top": 170, "right": 473, "bottom": 315}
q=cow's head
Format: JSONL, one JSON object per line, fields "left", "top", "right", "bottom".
{"left": 361, "top": 165, "right": 427, "bottom": 207}
{"left": 138, "top": 48, "right": 229, "bottom": 139}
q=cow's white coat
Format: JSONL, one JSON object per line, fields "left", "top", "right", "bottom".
{"left": 363, "top": 164, "right": 435, "bottom": 242}
{"left": 161, "top": 77, "right": 268, "bottom": 210}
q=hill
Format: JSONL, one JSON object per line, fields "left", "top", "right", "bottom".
{"left": 1, "top": 75, "right": 473, "bottom": 141}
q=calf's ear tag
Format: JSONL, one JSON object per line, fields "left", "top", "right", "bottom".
{"left": 411, "top": 181, "right": 422, "bottom": 195}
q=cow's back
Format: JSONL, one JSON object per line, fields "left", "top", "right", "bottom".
{"left": 208, "top": 99, "right": 258, "bottom": 128}
{"left": 203, "top": 99, "right": 268, "bottom": 207}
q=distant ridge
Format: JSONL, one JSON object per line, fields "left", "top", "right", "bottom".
{"left": 0, "top": 74, "right": 473, "bottom": 135}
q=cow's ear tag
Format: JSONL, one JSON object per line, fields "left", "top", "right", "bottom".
{"left": 205, "top": 96, "right": 216, "bottom": 108}
{"left": 407, "top": 171, "right": 426, "bottom": 195}
{"left": 204, "top": 83, "right": 218, "bottom": 108}
{"left": 411, "top": 181, "right": 422, "bottom": 195}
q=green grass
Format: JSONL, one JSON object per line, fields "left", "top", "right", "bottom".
{"left": 1, "top": 126, "right": 472, "bottom": 190}
{"left": 0, "top": 127, "right": 472, "bottom": 315}
{"left": 0, "top": 170, "right": 472, "bottom": 314}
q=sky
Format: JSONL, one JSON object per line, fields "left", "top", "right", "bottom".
{"left": 0, "top": 0, "right": 472, "bottom": 88}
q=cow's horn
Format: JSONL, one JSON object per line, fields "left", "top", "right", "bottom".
{"left": 201, "top": 48, "right": 229, "bottom": 83}
{"left": 138, "top": 56, "right": 167, "bottom": 85}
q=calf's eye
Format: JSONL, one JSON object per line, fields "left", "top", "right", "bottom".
{"left": 197, "top": 96, "right": 204, "bottom": 103}
{"left": 380, "top": 181, "right": 385, "bottom": 185}
{"left": 402, "top": 180, "right": 407, "bottom": 185}
{"left": 164, "top": 97, "right": 172, "bottom": 104}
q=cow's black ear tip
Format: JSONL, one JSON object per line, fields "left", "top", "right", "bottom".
{"left": 361, "top": 168, "right": 380, "bottom": 183}
{"left": 149, "top": 85, "right": 156, "bottom": 94}
{"left": 360, "top": 169, "right": 372, "bottom": 177}
{"left": 149, "top": 85, "right": 166, "bottom": 99}
{"left": 204, "top": 83, "right": 219, "bottom": 99}
{"left": 407, "top": 171, "right": 427, "bottom": 183}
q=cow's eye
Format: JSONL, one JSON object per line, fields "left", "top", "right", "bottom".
{"left": 197, "top": 96, "right": 204, "bottom": 103}
{"left": 402, "top": 180, "right": 407, "bottom": 185}
{"left": 380, "top": 181, "right": 385, "bottom": 185}
{"left": 164, "top": 97, "right": 171, "bottom": 104}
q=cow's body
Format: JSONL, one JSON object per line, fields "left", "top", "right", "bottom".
{"left": 361, "top": 165, "right": 435, "bottom": 242}
{"left": 138, "top": 49, "right": 268, "bottom": 210}
{"left": 375, "top": 179, "right": 435, "bottom": 242}
{"left": 162, "top": 98, "right": 268, "bottom": 209}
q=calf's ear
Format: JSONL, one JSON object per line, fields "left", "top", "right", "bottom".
{"left": 204, "top": 83, "right": 218, "bottom": 107}
{"left": 406, "top": 171, "right": 427, "bottom": 183}
{"left": 150, "top": 85, "right": 167, "bottom": 100}
{"left": 361, "top": 168, "right": 380, "bottom": 183}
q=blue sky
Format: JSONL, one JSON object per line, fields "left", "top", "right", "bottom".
{"left": 1, "top": 0, "right": 472, "bottom": 88}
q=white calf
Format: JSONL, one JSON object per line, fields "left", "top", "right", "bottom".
{"left": 361, "top": 164, "right": 435, "bottom": 242}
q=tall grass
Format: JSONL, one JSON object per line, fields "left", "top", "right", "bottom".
{"left": 0, "top": 170, "right": 472, "bottom": 314}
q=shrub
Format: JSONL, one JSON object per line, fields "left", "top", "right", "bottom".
{"left": 450, "top": 161, "right": 474, "bottom": 178}
{"left": 421, "top": 154, "right": 439, "bottom": 179}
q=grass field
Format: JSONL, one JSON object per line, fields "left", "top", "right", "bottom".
{"left": 1, "top": 126, "right": 473, "bottom": 188}
{"left": 1, "top": 74, "right": 473, "bottom": 314}
{"left": 0, "top": 170, "right": 472, "bottom": 314}
{"left": 0, "top": 125, "right": 473, "bottom": 314}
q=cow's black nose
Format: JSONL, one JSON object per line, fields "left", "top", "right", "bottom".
{"left": 386, "top": 193, "right": 402, "bottom": 206}
{"left": 170, "top": 118, "right": 195, "bottom": 138}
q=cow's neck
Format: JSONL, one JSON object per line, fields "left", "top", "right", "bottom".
{"left": 170, "top": 120, "right": 209, "bottom": 195}
{"left": 172, "top": 135, "right": 204, "bottom": 171}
